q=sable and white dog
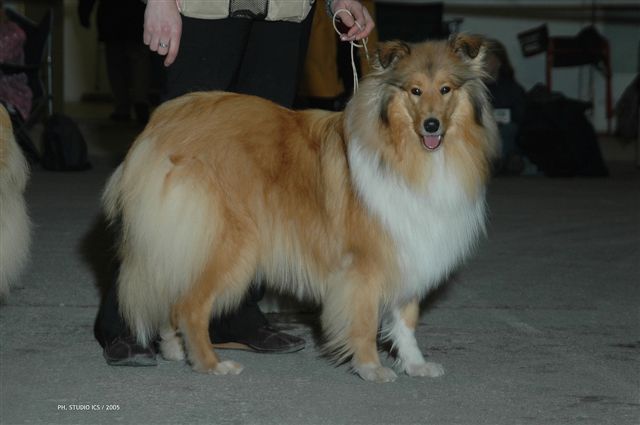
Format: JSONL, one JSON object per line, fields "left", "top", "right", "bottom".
{"left": 103, "top": 34, "right": 498, "bottom": 382}
{"left": 0, "top": 105, "right": 31, "bottom": 299}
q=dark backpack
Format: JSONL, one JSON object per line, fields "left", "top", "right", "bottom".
{"left": 41, "top": 114, "right": 91, "bottom": 171}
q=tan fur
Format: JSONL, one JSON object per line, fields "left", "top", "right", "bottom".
{"left": 0, "top": 105, "right": 31, "bottom": 299}
{"left": 400, "top": 299, "right": 420, "bottom": 330}
{"left": 104, "top": 36, "right": 498, "bottom": 381}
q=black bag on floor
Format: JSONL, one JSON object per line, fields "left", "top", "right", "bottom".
{"left": 519, "top": 84, "right": 608, "bottom": 177}
{"left": 41, "top": 113, "right": 91, "bottom": 171}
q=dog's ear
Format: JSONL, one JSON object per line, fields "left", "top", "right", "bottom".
{"left": 449, "top": 33, "right": 488, "bottom": 73}
{"left": 449, "top": 33, "right": 484, "bottom": 59}
{"left": 374, "top": 41, "right": 411, "bottom": 70}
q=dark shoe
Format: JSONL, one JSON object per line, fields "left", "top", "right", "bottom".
{"left": 212, "top": 325, "right": 305, "bottom": 354}
{"left": 103, "top": 335, "right": 157, "bottom": 367}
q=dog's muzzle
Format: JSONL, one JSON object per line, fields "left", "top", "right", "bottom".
{"left": 421, "top": 118, "right": 443, "bottom": 150}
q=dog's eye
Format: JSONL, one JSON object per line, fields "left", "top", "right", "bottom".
{"left": 411, "top": 87, "right": 422, "bottom": 96}
{"left": 440, "top": 86, "right": 451, "bottom": 95}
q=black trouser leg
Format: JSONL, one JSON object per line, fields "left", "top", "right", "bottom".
{"left": 126, "top": 41, "right": 151, "bottom": 106}
{"left": 209, "top": 285, "right": 268, "bottom": 343}
{"left": 164, "top": 17, "right": 252, "bottom": 100}
{"left": 233, "top": 8, "right": 315, "bottom": 107}
{"left": 94, "top": 268, "right": 127, "bottom": 348}
{"left": 165, "top": 10, "right": 314, "bottom": 106}
{"left": 104, "top": 41, "right": 132, "bottom": 115}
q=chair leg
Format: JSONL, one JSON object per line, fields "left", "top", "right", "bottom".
{"left": 604, "top": 43, "right": 613, "bottom": 134}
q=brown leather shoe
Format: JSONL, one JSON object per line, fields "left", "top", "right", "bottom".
{"left": 212, "top": 325, "right": 305, "bottom": 354}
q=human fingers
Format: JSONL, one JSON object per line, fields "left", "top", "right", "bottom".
{"left": 330, "top": 0, "right": 354, "bottom": 40}
{"left": 143, "top": 0, "right": 181, "bottom": 62}
{"left": 352, "top": 5, "right": 374, "bottom": 40}
{"left": 343, "top": 2, "right": 373, "bottom": 41}
{"left": 143, "top": 11, "right": 162, "bottom": 51}
{"left": 333, "top": 0, "right": 373, "bottom": 42}
{"left": 164, "top": 23, "right": 182, "bottom": 67}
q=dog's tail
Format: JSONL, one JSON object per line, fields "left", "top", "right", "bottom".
{"left": 102, "top": 139, "right": 216, "bottom": 346}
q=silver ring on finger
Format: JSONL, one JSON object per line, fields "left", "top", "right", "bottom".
{"left": 159, "top": 42, "right": 169, "bottom": 49}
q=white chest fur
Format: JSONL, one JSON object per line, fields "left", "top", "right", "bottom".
{"left": 348, "top": 139, "right": 487, "bottom": 302}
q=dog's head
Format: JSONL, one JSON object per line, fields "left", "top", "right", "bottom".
{"left": 372, "top": 34, "right": 491, "bottom": 152}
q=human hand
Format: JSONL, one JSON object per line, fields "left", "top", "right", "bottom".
{"left": 330, "top": 0, "right": 375, "bottom": 42}
{"left": 144, "top": 0, "right": 182, "bottom": 67}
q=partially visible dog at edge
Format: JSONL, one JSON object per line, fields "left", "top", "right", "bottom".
{"left": 103, "top": 34, "right": 499, "bottom": 382}
{"left": 0, "top": 104, "right": 31, "bottom": 300}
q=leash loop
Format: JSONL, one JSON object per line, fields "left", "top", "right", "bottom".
{"left": 332, "top": 8, "right": 370, "bottom": 93}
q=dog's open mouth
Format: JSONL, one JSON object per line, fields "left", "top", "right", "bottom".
{"left": 421, "top": 134, "right": 443, "bottom": 151}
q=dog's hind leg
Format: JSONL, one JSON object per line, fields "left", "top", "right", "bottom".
{"left": 174, "top": 236, "right": 255, "bottom": 375}
{"left": 174, "top": 287, "right": 244, "bottom": 374}
{"left": 387, "top": 298, "right": 444, "bottom": 378}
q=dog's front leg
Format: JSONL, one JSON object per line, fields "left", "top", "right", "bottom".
{"left": 342, "top": 286, "right": 397, "bottom": 382}
{"left": 387, "top": 298, "right": 444, "bottom": 377}
{"left": 349, "top": 297, "right": 398, "bottom": 383}
{"left": 322, "top": 260, "right": 397, "bottom": 382}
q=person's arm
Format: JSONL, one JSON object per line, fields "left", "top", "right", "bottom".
{"left": 328, "top": 0, "right": 375, "bottom": 41}
{"left": 144, "top": 0, "right": 182, "bottom": 67}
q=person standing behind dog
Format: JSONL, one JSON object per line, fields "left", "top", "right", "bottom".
{"left": 146, "top": 0, "right": 373, "bottom": 101}
{"left": 78, "top": 0, "right": 151, "bottom": 124}
{"left": 484, "top": 39, "right": 529, "bottom": 175}
{"left": 95, "top": 0, "right": 374, "bottom": 366}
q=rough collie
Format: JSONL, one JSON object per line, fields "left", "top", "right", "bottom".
{"left": 103, "top": 34, "right": 498, "bottom": 382}
{"left": 0, "top": 105, "right": 31, "bottom": 300}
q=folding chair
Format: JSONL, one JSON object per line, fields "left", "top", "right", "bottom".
{"left": 518, "top": 24, "right": 613, "bottom": 133}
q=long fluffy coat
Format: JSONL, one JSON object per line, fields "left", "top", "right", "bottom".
{"left": 0, "top": 105, "right": 31, "bottom": 299}
{"left": 103, "top": 34, "right": 498, "bottom": 382}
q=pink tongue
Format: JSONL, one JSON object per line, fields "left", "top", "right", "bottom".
{"left": 422, "top": 135, "right": 442, "bottom": 150}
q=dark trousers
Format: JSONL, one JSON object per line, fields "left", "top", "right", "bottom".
{"left": 165, "top": 13, "right": 314, "bottom": 106}
{"left": 104, "top": 40, "right": 150, "bottom": 114}
{"left": 95, "top": 268, "right": 269, "bottom": 345}
{"left": 95, "top": 11, "right": 314, "bottom": 346}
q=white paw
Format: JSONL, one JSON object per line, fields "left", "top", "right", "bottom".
{"left": 405, "top": 361, "right": 445, "bottom": 378}
{"left": 355, "top": 363, "right": 398, "bottom": 383}
{"left": 211, "top": 360, "right": 244, "bottom": 376}
{"left": 159, "top": 337, "right": 185, "bottom": 361}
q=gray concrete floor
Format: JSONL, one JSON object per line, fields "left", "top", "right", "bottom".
{"left": 1, "top": 107, "right": 639, "bottom": 425}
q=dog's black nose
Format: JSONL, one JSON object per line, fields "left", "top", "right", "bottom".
{"left": 423, "top": 118, "right": 440, "bottom": 133}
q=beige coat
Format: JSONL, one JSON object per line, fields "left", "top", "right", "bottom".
{"left": 177, "top": 0, "right": 315, "bottom": 22}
